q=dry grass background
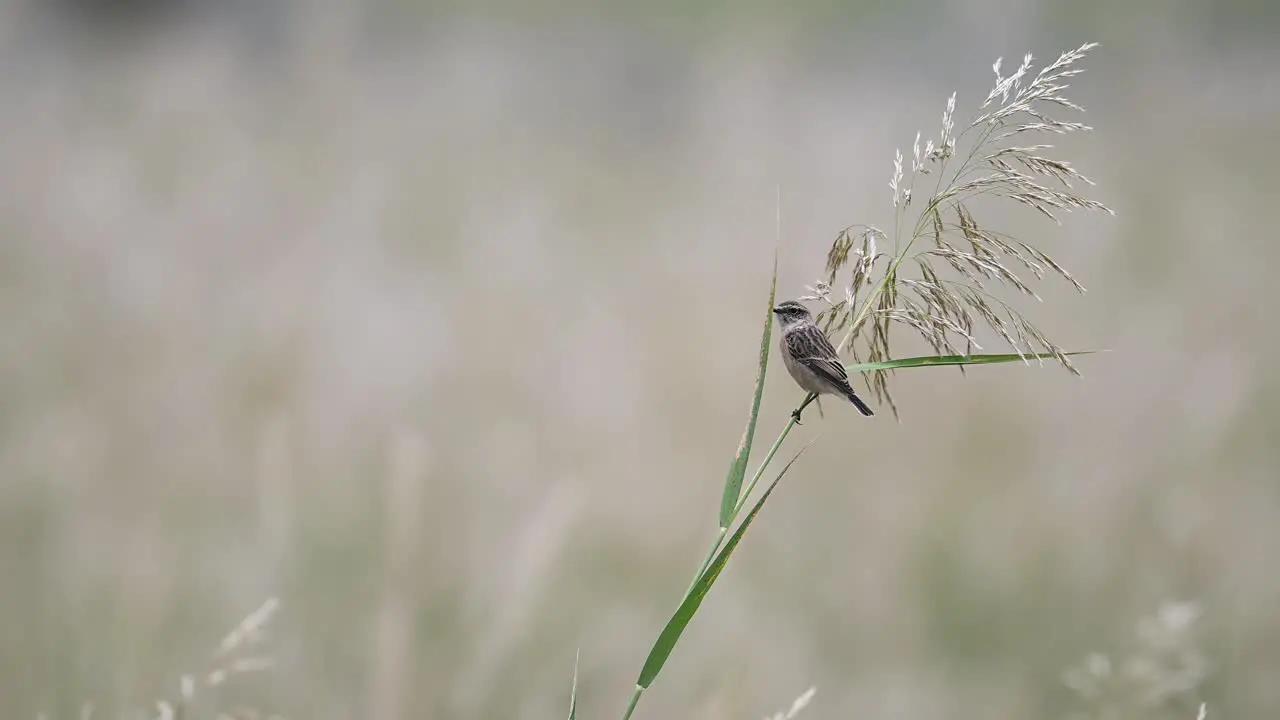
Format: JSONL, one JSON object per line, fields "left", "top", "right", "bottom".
{"left": 1, "top": 1, "right": 1278, "bottom": 718}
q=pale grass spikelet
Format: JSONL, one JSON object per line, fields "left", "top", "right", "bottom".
{"left": 217, "top": 596, "right": 281, "bottom": 657}
{"left": 812, "top": 42, "right": 1111, "bottom": 415}
{"left": 764, "top": 685, "right": 817, "bottom": 720}
{"left": 205, "top": 599, "right": 280, "bottom": 689}
{"left": 941, "top": 92, "right": 956, "bottom": 155}
{"left": 889, "top": 149, "right": 904, "bottom": 208}
{"left": 145, "top": 599, "right": 282, "bottom": 720}
{"left": 207, "top": 656, "right": 275, "bottom": 689}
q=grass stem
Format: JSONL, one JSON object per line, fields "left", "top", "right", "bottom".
{"left": 621, "top": 685, "right": 644, "bottom": 720}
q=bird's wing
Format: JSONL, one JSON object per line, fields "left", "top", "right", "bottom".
{"left": 786, "top": 325, "right": 850, "bottom": 386}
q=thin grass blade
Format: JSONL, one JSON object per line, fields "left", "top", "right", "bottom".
{"left": 567, "top": 649, "right": 579, "bottom": 720}
{"left": 637, "top": 443, "right": 810, "bottom": 690}
{"left": 847, "top": 350, "right": 1101, "bottom": 373}
{"left": 719, "top": 255, "right": 778, "bottom": 528}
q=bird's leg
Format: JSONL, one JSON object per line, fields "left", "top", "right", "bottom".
{"left": 791, "top": 393, "right": 818, "bottom": 425}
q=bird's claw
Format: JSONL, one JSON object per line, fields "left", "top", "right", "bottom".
{"left": 790, "top": 408, "right": 804, "bottom": 425}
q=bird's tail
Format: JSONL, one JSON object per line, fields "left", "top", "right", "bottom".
{"left": 844, "top": 387, "right": 875, "bottom": 417}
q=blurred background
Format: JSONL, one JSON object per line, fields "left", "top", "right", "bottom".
{"left": 2, "top": 0, "right": 1277, "bottom": 718}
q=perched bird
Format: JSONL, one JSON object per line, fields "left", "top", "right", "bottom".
{"left": 772, "top": 300, "right": 874, "bottom": 421}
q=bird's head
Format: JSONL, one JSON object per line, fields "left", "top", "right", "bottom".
{"left": 772, "top": 300, "right": 814, "bottom": 329}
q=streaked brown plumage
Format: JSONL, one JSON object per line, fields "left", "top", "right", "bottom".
{"left": 772, "top": 300, "right": 874, "bottom": 418}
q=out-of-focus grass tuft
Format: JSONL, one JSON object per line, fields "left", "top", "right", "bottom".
{"left": 1063, "top": 601, "right": 1208, "bottom": 720}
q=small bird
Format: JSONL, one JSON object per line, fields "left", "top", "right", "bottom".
{"left": 772, "top": 300, "right": 874, "bottom": 421}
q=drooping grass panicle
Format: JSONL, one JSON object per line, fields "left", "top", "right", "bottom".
{"left": 814, "top": 42, "right": 1110, "bottom": 414}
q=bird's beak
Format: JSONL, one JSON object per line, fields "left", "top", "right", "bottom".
{"left": 771, "top": 307, "right": 781, "bottom": 315}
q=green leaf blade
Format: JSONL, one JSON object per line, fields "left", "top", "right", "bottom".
{"left": 638, "top": 444, "right": 809, "bottom": 689}
{"left": 719, "top": 256, "right": 778, "bottom": 529}
{"left": 847, "top": 349, "right": 1102, "bottom": 374}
